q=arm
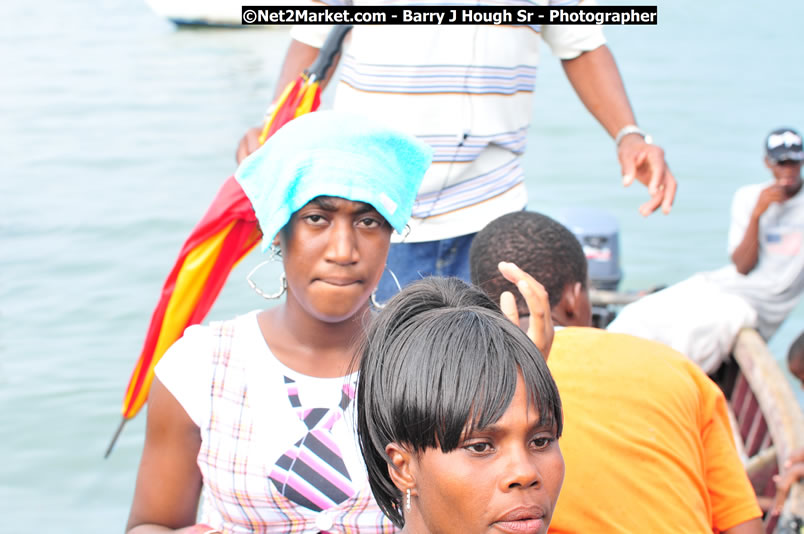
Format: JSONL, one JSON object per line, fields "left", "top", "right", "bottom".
{"left": 721, "top": 518, "right": 763, "bottom": 534}
{"left": 771, "top": 463, "right": 804, "bottom": 516}
{"left": 768, "top": 447, "right": 804, "bottom": 516}
{"left": 730, "top": 185, "right": 787, "bottom": 274}
{"left": 125, "top": 378, "right": 205, "bottom": 533}
{"left": 730, "top": 213, "right": 762, "bottom": 275}
{"left": 561, "top": 45, "right": 676, "bottom": 216}
{"left": 236, "top": 38, "right": 326, "bottom": 164}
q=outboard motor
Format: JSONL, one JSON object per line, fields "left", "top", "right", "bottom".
{"left": 554, "top": 207, "right": 623, "bottom": 327}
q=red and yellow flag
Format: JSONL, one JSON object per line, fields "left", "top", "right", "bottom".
{"left": 121, "top": 176, "right": 261, "bottom": 421}
{"left": 107, "top": 24, "right": 352, "bottom": 457}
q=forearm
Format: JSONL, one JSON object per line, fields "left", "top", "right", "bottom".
{"left": 721, "top": 517, "right": 763, "bottom": 534}
{"left": 126, "top": 379, "right": 204, "bottom": 534}
{"left": 561, "top": 44, "right": 636, "bottom": 139}
{"left": 730, "top": 215, "right": 761, "bottom": 275}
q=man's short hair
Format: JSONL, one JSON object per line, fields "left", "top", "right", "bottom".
{"left": 470, "top": 211, "right": 587, "bottom": 315}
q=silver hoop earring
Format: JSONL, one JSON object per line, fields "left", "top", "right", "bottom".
{"left": 370, "top": 288, "right": 385, "bottom": 309}
{"left": 406, "top": 488, "right": 411, "bottom": 512}
{"left": 246, "top": 246, "right": 286, "bottom": 299}
{"left": 371, "top": 266, "right": 402, "bottom": 309}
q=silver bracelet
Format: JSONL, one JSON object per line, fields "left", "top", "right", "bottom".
{"left": 615, "top": 124, "right": 653, "bottom": 146}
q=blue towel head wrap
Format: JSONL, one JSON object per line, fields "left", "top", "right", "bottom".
{"left": 235, "top": 111, "right": 432, "bottom": 251}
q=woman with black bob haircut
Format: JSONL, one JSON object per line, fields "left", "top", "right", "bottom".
{"left": 356, "top": 277, "right": 565, "bottom": 534}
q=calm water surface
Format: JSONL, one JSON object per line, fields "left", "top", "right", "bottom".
{"left": 2, "top": 1, "right": 804, "bottom": 531}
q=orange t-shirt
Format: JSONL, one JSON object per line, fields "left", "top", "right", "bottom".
{"left": 547, "top": 328, "right": 761, "bottom": 533}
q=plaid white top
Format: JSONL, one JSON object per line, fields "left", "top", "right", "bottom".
{"left": 157, "top": 313, "right": 397, "bottom": 533}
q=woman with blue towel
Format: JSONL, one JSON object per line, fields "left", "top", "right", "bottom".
{"left": 126, "top": 111, "right": 431, "bottom": 534}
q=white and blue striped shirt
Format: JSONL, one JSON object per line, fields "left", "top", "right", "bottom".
{"left": 292, "top": 0, "right": 605, "bottom": 242}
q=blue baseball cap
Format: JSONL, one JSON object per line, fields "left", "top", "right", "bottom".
{"left": 766, "top": 127, "right": 804, "bottom": 164}
{"left": 235, "top": 111, "right": 432, "bottom": 250}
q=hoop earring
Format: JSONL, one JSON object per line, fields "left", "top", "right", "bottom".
{"left": 246, "top": 246, "right": 286, "bottom": 299}
{"left": 370, "top": 288, "right": 385, "bottom": 310}
{"left": 406, "top": 488, "right": 411, "bottom": 512}
{"left": 370, "top": 266, "right": 402, "bottom": 309}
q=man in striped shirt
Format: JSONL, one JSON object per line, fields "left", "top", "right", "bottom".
{"left": 237, "top": 0, "right": 676, "bottom": 302}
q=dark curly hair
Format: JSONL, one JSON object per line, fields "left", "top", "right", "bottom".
{"left": 469, "top": 211, "right": 587, "bottom": 316}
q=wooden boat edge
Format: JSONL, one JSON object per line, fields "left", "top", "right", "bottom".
{"left": 732, "top": 328, "right": 804, "bottom": 530}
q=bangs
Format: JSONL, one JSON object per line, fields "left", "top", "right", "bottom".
{"left": 425, "top": 309, "right": 562, "bottom": 452}
{"left": 356, "top": 277, "right": 562, "bottom": 528}
{"left": 462, "top": 341, "right": 563, "bottom": 449}
{"left": 361, "top": 306, "right": 562, "bottom": 455}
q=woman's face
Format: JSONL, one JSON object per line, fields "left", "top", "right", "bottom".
{"left": 405, "top": 374, "right": 564, "bottom": 534}
{"left": 279, "top": 196, "right": 392, "bottom": 322}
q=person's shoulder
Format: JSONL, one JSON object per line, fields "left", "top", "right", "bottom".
{"left": 728, "top": 182, "right": 770, "bottom": 214}
{"left": 556, "top": 327, "right": 684, "bottom": 357}
{"left": 155, "top": 323, "right": 214, "bottom": 374}
{"left": 156, "top": 312, "right": 259, "bottom": 371}
{"left": 734, "top": 181, "right": 771, "bottom": 199}
{"left": 553, "top": 326, "right": 605, "bottom": 348}
{"left": 552, "top": 327, "right": 694, "bottom": 374}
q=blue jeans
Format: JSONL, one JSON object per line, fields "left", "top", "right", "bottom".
{"left": 374, "top": 233, "right": 476, "bottom": 304}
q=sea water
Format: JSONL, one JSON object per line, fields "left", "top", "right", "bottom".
{"left": 2, "top": 0, "right": 803, "bottom": 530}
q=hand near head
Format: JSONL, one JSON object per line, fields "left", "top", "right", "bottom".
{"left": 619, "top": 135, "right": 676, "bottom": 216}
{"left": 497, "top": 261, "right": 553, "bottom": 360}
{"left": 235, "top": 125, "right": 263, "bottom": 164}
{"left": 753, "top": 184, "right": 789, "bottom": 218}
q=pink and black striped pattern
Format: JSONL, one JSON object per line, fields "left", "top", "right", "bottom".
{"left": 269, "top": 376, "right": 357, "bottom": 512}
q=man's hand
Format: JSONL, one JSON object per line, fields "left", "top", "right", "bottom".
{"left": 235, "top": 126, "right": 264, "bottom": 164}
{"left": 770, "top": 447, "right": 804, "bottom": 516}
{"left": 753, "top": 184, "right": 788, "bottom": 218}
{"left": 619, "top": 134, "right": 676, "bottom": 216}
{"left": 497, "top": 261, "right": 554, "bottom": 360}
{"left": 730, "top": 183, "right": 786, "bottom": 274}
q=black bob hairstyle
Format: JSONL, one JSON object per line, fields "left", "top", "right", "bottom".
{"left": 356, "top": 277, "right": 563, "bottom": 527}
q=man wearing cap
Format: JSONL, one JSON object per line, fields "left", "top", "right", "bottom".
{"left": 608, "top": 127, "right": 804, "bottom": 371}
{"left": 702, "top": 127, "right": 804, "bottom": 340}
{"left": 729, "top": 127, "right": 804, "bottom": 277}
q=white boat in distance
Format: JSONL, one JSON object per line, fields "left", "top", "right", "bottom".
{"left": 144, "top": 0, "right": 304, "bottom": 27}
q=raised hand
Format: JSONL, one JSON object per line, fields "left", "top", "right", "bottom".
{"left": 497, "top": 261, "right": 554, "bottom": 360}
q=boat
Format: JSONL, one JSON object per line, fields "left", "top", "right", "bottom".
{"left": 143, "top": 0, "right": 247, "bottom": 27}
{"left": 143, "top": 0, "right": 313, "bottom": 27}
{"left": 708, "top": 328, "right": 804, "bottom": 533}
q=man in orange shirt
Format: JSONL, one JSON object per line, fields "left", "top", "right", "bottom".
{"left": 469, "top": 211, "right": 763, "bottom": 533}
